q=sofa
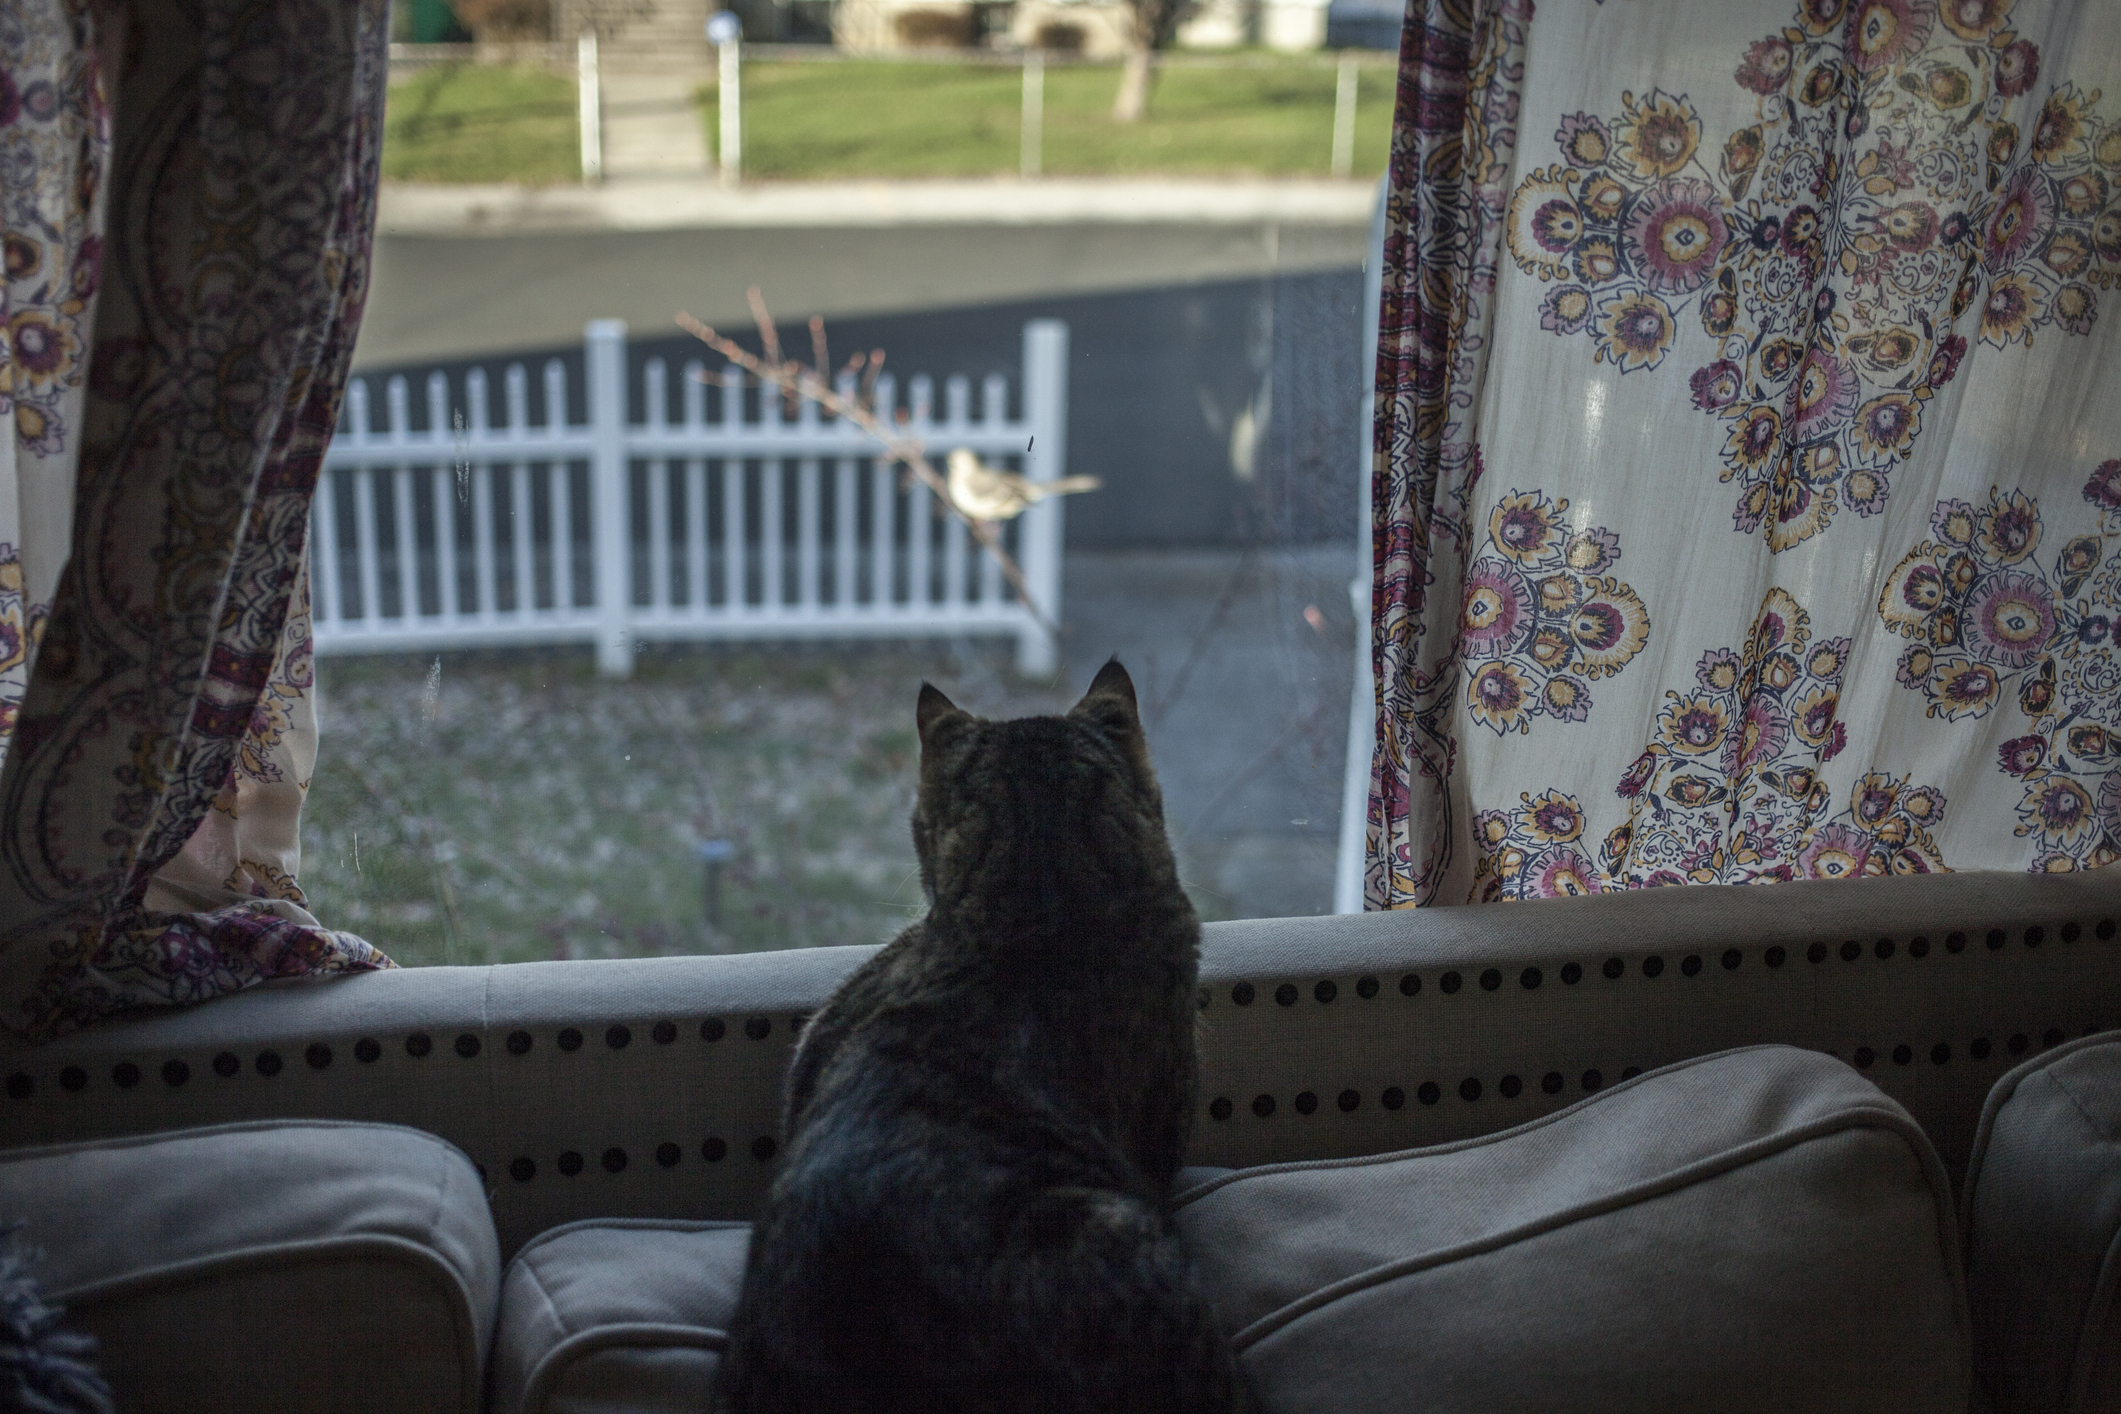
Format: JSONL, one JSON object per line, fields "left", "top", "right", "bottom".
{"left": 6, "top": 866, "right": 2121, "bottom": 1412}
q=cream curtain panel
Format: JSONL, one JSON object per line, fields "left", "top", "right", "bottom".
{"left": 1368, "top": 0, "right": 2121, "bottom": 906}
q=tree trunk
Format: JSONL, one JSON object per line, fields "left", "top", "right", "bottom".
{"left": 1112, "top": 46, "right": 1154, "bottom": 122}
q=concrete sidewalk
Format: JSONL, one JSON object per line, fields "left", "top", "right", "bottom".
{"left": 376, "top": 175, "right": 1377, "bottom": 236}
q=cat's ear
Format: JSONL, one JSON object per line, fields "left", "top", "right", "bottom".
{"left": 1069, "top": 658, "right": 1143, "bottom": 740}
{"left": 916, "top": 682, "right": 967, "bottom": 749}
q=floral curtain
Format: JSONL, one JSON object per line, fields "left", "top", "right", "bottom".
{"left": 1368, "top": 0, "right": 2121, "bottom": 907}
{"left": 0, "top": 0, "right": 393, "bottom": 1042}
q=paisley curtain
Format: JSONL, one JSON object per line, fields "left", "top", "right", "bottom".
{"left": 1368, "top": 0, "right": 2121, "bottom": 907}
{"left": 0, "top": 0, "right": 393, "bottom": 1042}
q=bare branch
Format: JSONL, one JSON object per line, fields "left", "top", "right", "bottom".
{"left": 675, "top": 309, "right": 1057, "bottom": 634}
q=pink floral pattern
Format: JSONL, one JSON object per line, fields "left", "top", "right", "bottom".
{"left": 1459, "top": 488, "right": 1649, "bottom": 734}
{"left": 1503, "top": 0, "right": 2119, "bottom": 553}
{"left": 0, "top": 0, "right": 393, "bottom": 1040}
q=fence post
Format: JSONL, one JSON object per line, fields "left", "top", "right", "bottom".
{"left": 578, "top": 28, "right": 602, "bottom": 184}
{"left": 587, "top": 319, "right": 633, "bottom": 677}
{"left": 1330, "top": 53, "right": 1357, "bottom": 179}
{"left": 1020, "top": 51, "right": 1042, "bottom": 179}
{"left": 1016, "top": 320, "right": 1067, "bottom": 679}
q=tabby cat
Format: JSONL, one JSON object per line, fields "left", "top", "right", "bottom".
{"left": 713, "top": 659, "right": 1238, "bottom": 1414}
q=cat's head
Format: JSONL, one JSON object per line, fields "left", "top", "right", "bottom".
{"left": 908, "top": 659, "right": 1171, "bottom": 908}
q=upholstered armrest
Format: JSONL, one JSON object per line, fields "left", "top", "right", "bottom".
{"left": 5, "top": 868, "right": 2117, "bottom": 1257}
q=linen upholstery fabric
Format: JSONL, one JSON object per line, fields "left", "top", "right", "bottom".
{"left": 1174, "top": 1046, "right": 1969, "bottom": 1413}
{"left": 1367, "top": 0, "right": 2121, "bottom": 906}
{"left": 0, "top": 1119, "right": 500, "bottom": 1414}
{"left": 1964, "top": 1029, "right": 2121, "bottom": 1413}
{"left": 2, "top": 869, "right": 2117, "bottom": 1254}
{"left": 491, "top": 1219, "right": 750, "bottom": 1414}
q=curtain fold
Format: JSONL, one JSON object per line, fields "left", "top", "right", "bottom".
{"left": 0, "top": 0, "right": 393, "bottom": 1042}
{"left": 1370, "top": 0, "right": 2121, "bottom": 906}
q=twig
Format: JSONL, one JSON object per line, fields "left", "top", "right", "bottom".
{"left": 675, "top": 308, "right": 1056, "bottom": 634}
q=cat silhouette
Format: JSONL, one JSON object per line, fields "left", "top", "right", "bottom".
{"left": 714, "top": 659, "right": 1238, "bottom": 1414}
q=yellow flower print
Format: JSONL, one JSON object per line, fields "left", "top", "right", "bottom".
{"left": 1569, "top": 577, "right": 1651, "bottom": 678}
{"left": 1521, "top": 789, "right": 1586, "bottom": 844}
{"left": 1572, "top": 238, "right": 1621, "bottom": 285}
{"left": 1506, "top": 167, "right": 1581, "bottom": 281}
{"left": 1536, "top": 574, "right": 1577, "bottom": 612}
{"left": 1467, "top": 660, "right": 1536, "bottom": 733}
{"left": 1853, "top": 392, "right": 1920, "bottom": 457}
{"left": 1926, "top": 656, "right": 2001, "bottom": 719}
{"left": 1487, "top": 491, "right": 1565, "bottom": 562}
{"left": 2045, "top": 232, "right": 2091, "bottom": 277}
{"left": 1764, "top": 460, "right": 1836, "bottom": 552}
{"left": 8, "top": 311, "right": 80, "bottom": 392}
{"left": 1937, "top": 0, "right": 2011, "bottom": 41}
{"left": 1791, "top": 685, "right": 1840, "bottom": 746}
{"left": 1659, "top": 693, "right": 1729, "bottom": 755}
{"left": 1528, "top": 626, "right": 1573, "bottom": 668}
{"left": 1580, "top": 177, "right": 1627, "bottom": 223}
{"left": 2016, "top": 775, "right": 2099, "bottom": 849}
{"left": 1980, "top": 272, "right": 2040, "bottom": 345}
{"left": 2032, "top": 86, "right": 2093, "bottom": 165}
{"left": 1594, "top": 289, "right": 1676, "bottom": 373}
{"left": 1723, "top": 405, "right": 1781, "bottom": 475}
{"left": 1614, "top": 89, "right": 1700, "bottom": 180}
{"left": 1978, "top": 488, "right": 2041, "bottom": 564}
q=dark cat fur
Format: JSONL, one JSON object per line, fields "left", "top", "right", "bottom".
{"left": 712, "top": 659, "right": 1238, "bottom": 1414}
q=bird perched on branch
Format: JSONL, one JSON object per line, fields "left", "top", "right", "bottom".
{"left": 944, "top": 448, "right": 1101, "bottom": 523}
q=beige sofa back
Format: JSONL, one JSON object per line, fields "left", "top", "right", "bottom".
{"left": 6, "top": 868, "right": 2118, "bottom": 1258}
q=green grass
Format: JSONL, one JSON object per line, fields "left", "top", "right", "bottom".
{"left": 708, "top": 57, "right": 1396, "bottom": 180}
{"left": 383, "top": 64, "right": 580, "bottom": 185}
{"left": 378, "top": 57, "right": 1395, "bottom": 185}
{"left": 300, "top": 646, "right": 1072, "bottom": 966}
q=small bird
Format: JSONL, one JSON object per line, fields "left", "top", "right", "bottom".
{"left": 944, "top": 448, "right": 1101, "bottom": 522}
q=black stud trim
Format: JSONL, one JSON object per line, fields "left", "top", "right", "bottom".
{"left": 1294, "top": 1091, "right": 1318, "bottom": 1115}
{"left": 1892, "top": 1044, "right": 1913, "bottom": 1065}
{"left": 1251, "top": 1094, "right": 1275, "bottom": 1117}
{"left": 1854, "top": 1047, "right": 1876, "bottom": 1068}
{"left": 606, "top": 1024, "right": 632, "bottom": 1050}
{"left": 455, "top": 1034, "right": 481, "bottom": 1059}
{"left": 1642, "top": 956, "right": 1664, "bottom": 978}
{"left": 1500, "top": 1074, "right": 1523, "bottom": 1098}
{"left": 1479, "top": 968, "right": 1501, "bottom": 992}
{"left": 1971, "top": 1037, "right": 1993, "bottom": 1059}
{"left": 2009, "top": 1032, "right": 2029, "bottom": 1055}
{"left": 1602, "top": 956, "right": 1624, "bottom": 979}
{"left": 558, "top": 1027, "right": 583, "bottom": 1052}
{"left": 657, "top": 1142, "right": 681, "bottom": 1167}
{"left": 214, "top": 1052, "right": 240, "bottom": 1077}
{"left": 1356, "top": 975, "right": 1380, "bottom": 999}
{"left": 558, "top": 1151, "right": 584, "bottom": 1176}
{"left": 701, "top": 1018, "right": 726, "bottom": 1042}
{"left": 653, "top": 1020, "right": 678, "bottom": 1044}
{"left": 59, "top": 1067, "right": 86, "bottom": 1093}
{"left": 113, "top": 1062, "right": 140, "bottom": 1089}
{"left": 1560, "top": 962, "right": 1583, "bottom": 984}
{"left": 1808, "top": 942, "right": 1828, "bottom": 964}
{"left": 2044, "top": 1027, "right": 2065, "bottom": 1048}
{"left": 745, "top": 1017, "right": 772, "bottom": 1040}
{"left": 1620, "top": 1066, "right": 1642, "bottom": 1080}
{"left": 1722, "top": 949, "right": 1743, "bottom": 971}
{"left": 4, "top": 1073, "right": 30, "bottom": 1100}
{"left": 355, "top": 1039, "right": 381, "bottom": 1064}
{"left": 1337, "top": 1089, "right": 1360, "bottom": 1112}
{"left": 751, "top": 1136, "right": 777, "bottom": 1160}
{"left": 1680, "top": 955, "right": 1702, "bottom": 977}
{"left": 1765, "top": 946, "right": 1786, "bottom": 968}
{"left": 1947, "top": 930, "right": 1968, "bottom": 952}
{"left": 1931, "top": 1042, "right": 1951, "bottom": 1064}
{"left": 507, "top": 1030, "right": 533, "bottom": 1056}
{"left": 511, "top": 1158, "right": 536, "bottom": 1182}
{"left": 1381, "top": 1086, "right": 1406, "bottom": 1109}
{"left": 1439, "top": 971, "right": 1462, "bottom": 994}
{"left": 2025, "top": 926, "right": 2045, "bottom": 947}
{"left": 2063, "top": 921, "right": 2082, "bottom": 943}
{"left": 1581, "top": 1069, "right": 1602, "bottom": 1091}
{"left": 2100, "top": 919, "right": 2117, "bottom": 941}
{"left": 1840, "top": 940, "right": 1862, "bottom": 962}
{"left": 255, "top": 1051, "right": 282, "bottom": 1077}
{"left": 602, "top": 1147, "right": 628, "bottom": 1173}
{"left": 306, "top": 1043, "right": 333, "bottom": 1070}
{"left": 1520, "top": 967, "right": 1542, "bottom": 990}
{"left": 1399, "top": 974, "right": 1421, "bottom": 997}
{"left": 1416, "top": 1081, "right": 1440, "bottom": 1105}
{"left": 703, "top": 1136, "right": 728, "bottom": 1161}
{"left": 1541, "top": 1071, "right": 1564, "bottom": 1095}
{"left": 1875, "top": 939, "right": 1895, "bottom": 960}
{"left": 1275, "top": 984, "right": 1298, "bottom": 1007}
{"left": 1209, "top": 1097, "right": 1233, "bottom": 1120}
{"left": 406, "top": 1033, "right": 434, "bottom": 1058}
{"left": 1232, "top": 982, "right": 1256, "bottom": 1005}
{"left": 1987, "top": 929, "right": 2006, "bottom": 950}
{"left": 1459, "top": 1077, "right": 1482, "bottom": 1102}
{"left": 1313, "top": 980, "right": 1337, "bottom": 1004}
{"left": 1908, "top": 936, "right": 1930, "bottom": 958}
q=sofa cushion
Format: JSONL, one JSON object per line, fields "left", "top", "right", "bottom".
{"left": 0, "top": 1119, "right": 500, "bottom": 1414}
{"left": 1964, "top": 1028, "right": 2121, "bottom": 1413}
{"left": 1172, "top": 1044, "right": 1969, "bottom": 1414}
{"left": 491, "top": 1218, "right": 750, "bottom": 1414}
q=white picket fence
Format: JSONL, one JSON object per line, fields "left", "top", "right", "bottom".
{"left": 313, "top": 319, "right": 1069, "bottom": 676}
